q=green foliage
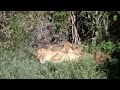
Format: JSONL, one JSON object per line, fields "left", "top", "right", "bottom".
{"left": 102, "top": 58, "right": 120, "bottom": 79}
{"left": 113, "top": 15, "right": 117, "bottom": 21}
{"left": 83, "top": 11, "right": 109, "bottom": 35}
{"left": 84, "top": 40, "right": 116, "bottom": 55}
{"left": 7, "top": 12, "right": 33, "bottom": 48}
{"left": 86, "top": 40, "right": 116, "bottom": 54}
{"left": 49, "top": 11, "right": 70, "bottom": 33}
{"left": 98, "top": 41, "right": 116, "bottom": 54}
{"left": 0, "top": 11, "right": 120, "bottom": 79}
{"left": 1, "top": 11, "right": 118, "bottom": 48}
{"left": 117, "top": 43, "right": 120, "bottom": 50}
{"left": 0, "top": 11, "right": 44, "bottom": 48}
{"left": 0, "top": 47, "right": 106, "bottom": 79}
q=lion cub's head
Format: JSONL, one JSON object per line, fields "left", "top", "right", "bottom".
{"left": 94, "top": 51, "right": 111, "bottom": 64}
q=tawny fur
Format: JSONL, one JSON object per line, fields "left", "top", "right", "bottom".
{"left": 35, "top": 41, "right": 83, "bottom": 63}
{"left": 71, "top": 44, "right": 83, "bottom": 55}
{"left": 94, "top": 51, "right": 111, "bottom": 63}
{"left": 50, "top": 44, "right": 64, "bottom": 51}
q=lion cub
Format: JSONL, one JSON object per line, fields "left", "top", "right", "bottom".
{"left": 50, "top": 44, "right": 64, "bottom": 51}
{"left": 71, "top": 44, "right": 83, "bottom": 55}
{"left": 50, "top": 41, "right": 73, "bottom": 53}
{"left": 94, "top": 51, "right": 111, "bottom": 64}
{"left": 50, "top": 49, "right": 79, "bottom": 62}
{"left": 61, "top": 41, "right": 73, "bottom": 53}
{"left": 36, "top": 48, "right": 60, "bottom": 63}
{"left": 36, "top": 41, "right": 83, "bottom": 63}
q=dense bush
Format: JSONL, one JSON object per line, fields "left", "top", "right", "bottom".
{"left": 0, "top": 48, "right": 106, "bottom": 79}
{"left": 98, "top": 41, "right": 116, "bottom": 55}
{"left": 0, "top": 11, "right": 120, "bottom": 79}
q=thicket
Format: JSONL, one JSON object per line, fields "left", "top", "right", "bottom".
{"left": 0, "top": 11, "right": 120, "bottom": 79}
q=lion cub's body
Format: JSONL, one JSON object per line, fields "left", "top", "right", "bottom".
{"left": 36, "top": 41, "right": 83, "bottom": 63}
{"left": 50, "top": 44, "right": 64, "bottom": 51}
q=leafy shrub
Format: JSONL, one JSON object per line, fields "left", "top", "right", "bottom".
{"left": 98, "top": 41, "right": 116, "bottom": 55}
{"left": 0, "top": 11, "right": 44, "bottom": 49}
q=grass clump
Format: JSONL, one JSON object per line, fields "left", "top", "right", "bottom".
{"left": 0, "top": 47, "right": 107, "bottom": 79}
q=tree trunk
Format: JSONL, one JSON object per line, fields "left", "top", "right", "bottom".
{"left": 70, "top": 11, "right": 81, "bottom": 45}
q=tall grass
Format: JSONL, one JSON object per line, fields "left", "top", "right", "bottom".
{"left": 0, "top": 47, "right": 107, "bottom": 79}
